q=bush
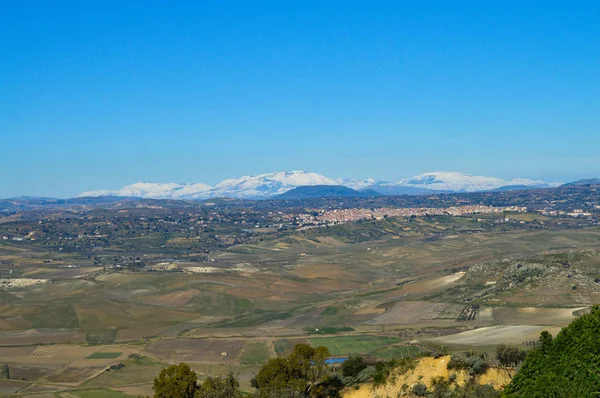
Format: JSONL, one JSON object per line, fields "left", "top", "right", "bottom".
{"left": 411, "top": 382, "right": 428, "bottom": 396}
{"left": 446, "top": 351, "right": 488, "bottom": 376}
{"left": 372, "top": 358, "right": 415, "bottom": 387}
{"left": 447, "top": 352, "right": 468, "bottom": 370}
{"left": 468, "top": 359, "right": 489, "bottom": 375}
{"left": 496, "top": 344, "right": 527, "bottom": 368}
{"left": 341, "top": 355, "right": 367, "bottom": 378}
{"left": 355, "top": 366, "right": 377, "bottom": 383}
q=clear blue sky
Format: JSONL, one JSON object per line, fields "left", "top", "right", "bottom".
{"left": 1, "top": 1, "right": 598, "bottom": 198}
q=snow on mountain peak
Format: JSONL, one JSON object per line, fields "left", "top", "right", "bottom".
{"left": 211, "top": 171, "right": 339, "bottom": 198}
{"left": 395, "top": 171, "right": 552, "bottom": 192}
{"left": 78, "top": 182, "right": 213, "bottom": 199}
{"left": 77, "top": 171, "right": 558, "bottom": 199}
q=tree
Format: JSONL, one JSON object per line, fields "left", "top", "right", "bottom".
{"left": 153, "top": 363, "right": 198, "bottom": 398}
{"left": 341, "top": 355, "right": 367, "bottom": 378}
{"left": 196, "top": 372, "right": 240, "bottom": 398}
{"left": 288, "top": 344, "right": 329, "bottom": 387}
{"left": 253, "top": 344, "right": 338, "bottom": 398}
{"left": 496, "top": 344, "right": 526, "bottom": 369}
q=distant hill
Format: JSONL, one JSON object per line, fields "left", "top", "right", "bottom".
{"left": 275, "top": 185, "right": 378, "bottom": 199}
{"left": 0, "top": 196, "right": 141, "bottom": 213}
{"left": 491, "top": 185, "right": 548, "bottom": 192}
{"left": 563, "top": 178, "right": 600, "bottom": 186}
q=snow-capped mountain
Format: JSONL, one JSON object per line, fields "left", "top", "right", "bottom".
{"left": 77, "top": 171, "right": 560, "bottom": 199}
{"left": 382, "top": 172, "right": 557, "bottom": 193}
{"left": 78, "top": 182, "right": 212, "bottom": 199}
{"left": 207, "top": 171, "right": 340, "bottom": 198}
{"left": 78, "top": 171, "right": 357, "bottom": 200}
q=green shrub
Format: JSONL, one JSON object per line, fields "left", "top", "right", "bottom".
{"left": 412, "top": 382, "right": 428, "bottom": 396}
{"left": 341, "top": 355, "right": 367, "bottom": 378}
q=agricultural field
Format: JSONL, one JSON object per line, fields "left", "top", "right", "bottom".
{"left": 274, "top": 338, "right": 311, "bottom": 358}
{"left": 85, "top": 352, "right": 122, "bottom": 360}
{"left": 144, "top": 339, "right": 247, "bottom": 364}
{"left": 83, "top": 355, "right": 167, "bottom": 393}
{"left": 309, "top": 336, "right": 401, "bottom": 356}
{"left": 430, "top": 325, "right": 564, "bottom": 348}
{"left": 239, "top": 341, "right": 271, "bottom": 365}
{"left": 0, "top": 192, "right": 599, "bottom": 394}
{"left": 53, "top": 388, "right": 135, "bottom": 398}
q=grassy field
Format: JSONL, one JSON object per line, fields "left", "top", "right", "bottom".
{"left": 86, "top": 352, "right": 122, "bottom": 359}
{"left": 274, "top": 339, "right": 311, "bottom": 358}
{"left": 309, "top": 336, "right": 400, "bottom": 356}
{"left": 368, "top": 345, "right": 422, "bottom": 359}
{"left": 239, "top": 342, "right": 271, "bottom": 365}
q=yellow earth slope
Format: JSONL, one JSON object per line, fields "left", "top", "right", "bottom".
{"left": 343, "top": 355, "right": 512, "bottom": 398}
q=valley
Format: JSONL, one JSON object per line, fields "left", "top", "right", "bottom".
{"left": 0, "top": 185, "right": 599, "bottom": 396}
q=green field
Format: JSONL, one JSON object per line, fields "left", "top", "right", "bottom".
{"left": 239, "top": 342, "right": 271, "bottom": 365}
{"left": 368, "top": 345, "right": 422, "bottom": 359}
{"left": 309, "top": 336, "right": 400, "bottom": 356}
{"left": 86, "top": 352, "right": 122, "bottom": 360}
{"left": 305, "top": 326, "right": 354, "bottom": 335}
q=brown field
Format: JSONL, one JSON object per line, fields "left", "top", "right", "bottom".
{"left": 430, "top": 325, "right": 564, "bottom": 346}
{"left": 490, "top": 307, "right": 583, "bottom": 325}
{"left": 0, "top": 330, "right": 86, "bottom": 346}
{"left": 115, "top": 326, "right": 172, "bottom": 342}
{"left": 0, "top": 345, "right": 36, "bottom": 357}
{"left": 354, "top": 301, "right": 386, "bottom": 316}
{"left": 28, "top": 345, "right": 64, "bottom": 358}
{"left": 0, "top": 318, "right": 32, "bottom": 330}
{"left": 138, "top": 289, "right": 201, "bottom": 306}
{"left": 270, "top": 277, "right": 360, "bottom": 296}
{"left": 44, "top": 366, "right": 106, "bottom": 384}
{"left": 83, "top": 354, "right": 168, "bottom": 390}
{"left": 399, "top": 272, "right": 465, "bottom": 296}
{"left": 17, "top": 383, "right": 59, "bottom": 395}
{"left": 227, "top": 286, "right": 273, "bottom": 299}
{"left": 370, "top": 301, "right": 464, "bottom": 324}
{"left": 9, "top": 364, "right": 56, "bottom": 381}
{"left": 113, "top": 384, "right": 154, "bottom": 397}
{"left": 291, "top": 264, "right": 361, "bottom": 281}
{"left": 74, "top": 300, "right": 197, "bottom": 330}
{"left": 0, "top": 379, "right": 30, "bottom": 394}
{"left": 144, "top": 339, "right": 246, "bottom": 363}
{"left": 12, "top": 345, "right": 101, "bottom": 368}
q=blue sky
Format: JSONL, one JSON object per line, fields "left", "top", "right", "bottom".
{"left": 1, "top": 1, "right": 598, "bottom": 197}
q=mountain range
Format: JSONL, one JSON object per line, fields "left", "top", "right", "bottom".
{"left": 77, "top": 171, "right": 561, "bottom": 200}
